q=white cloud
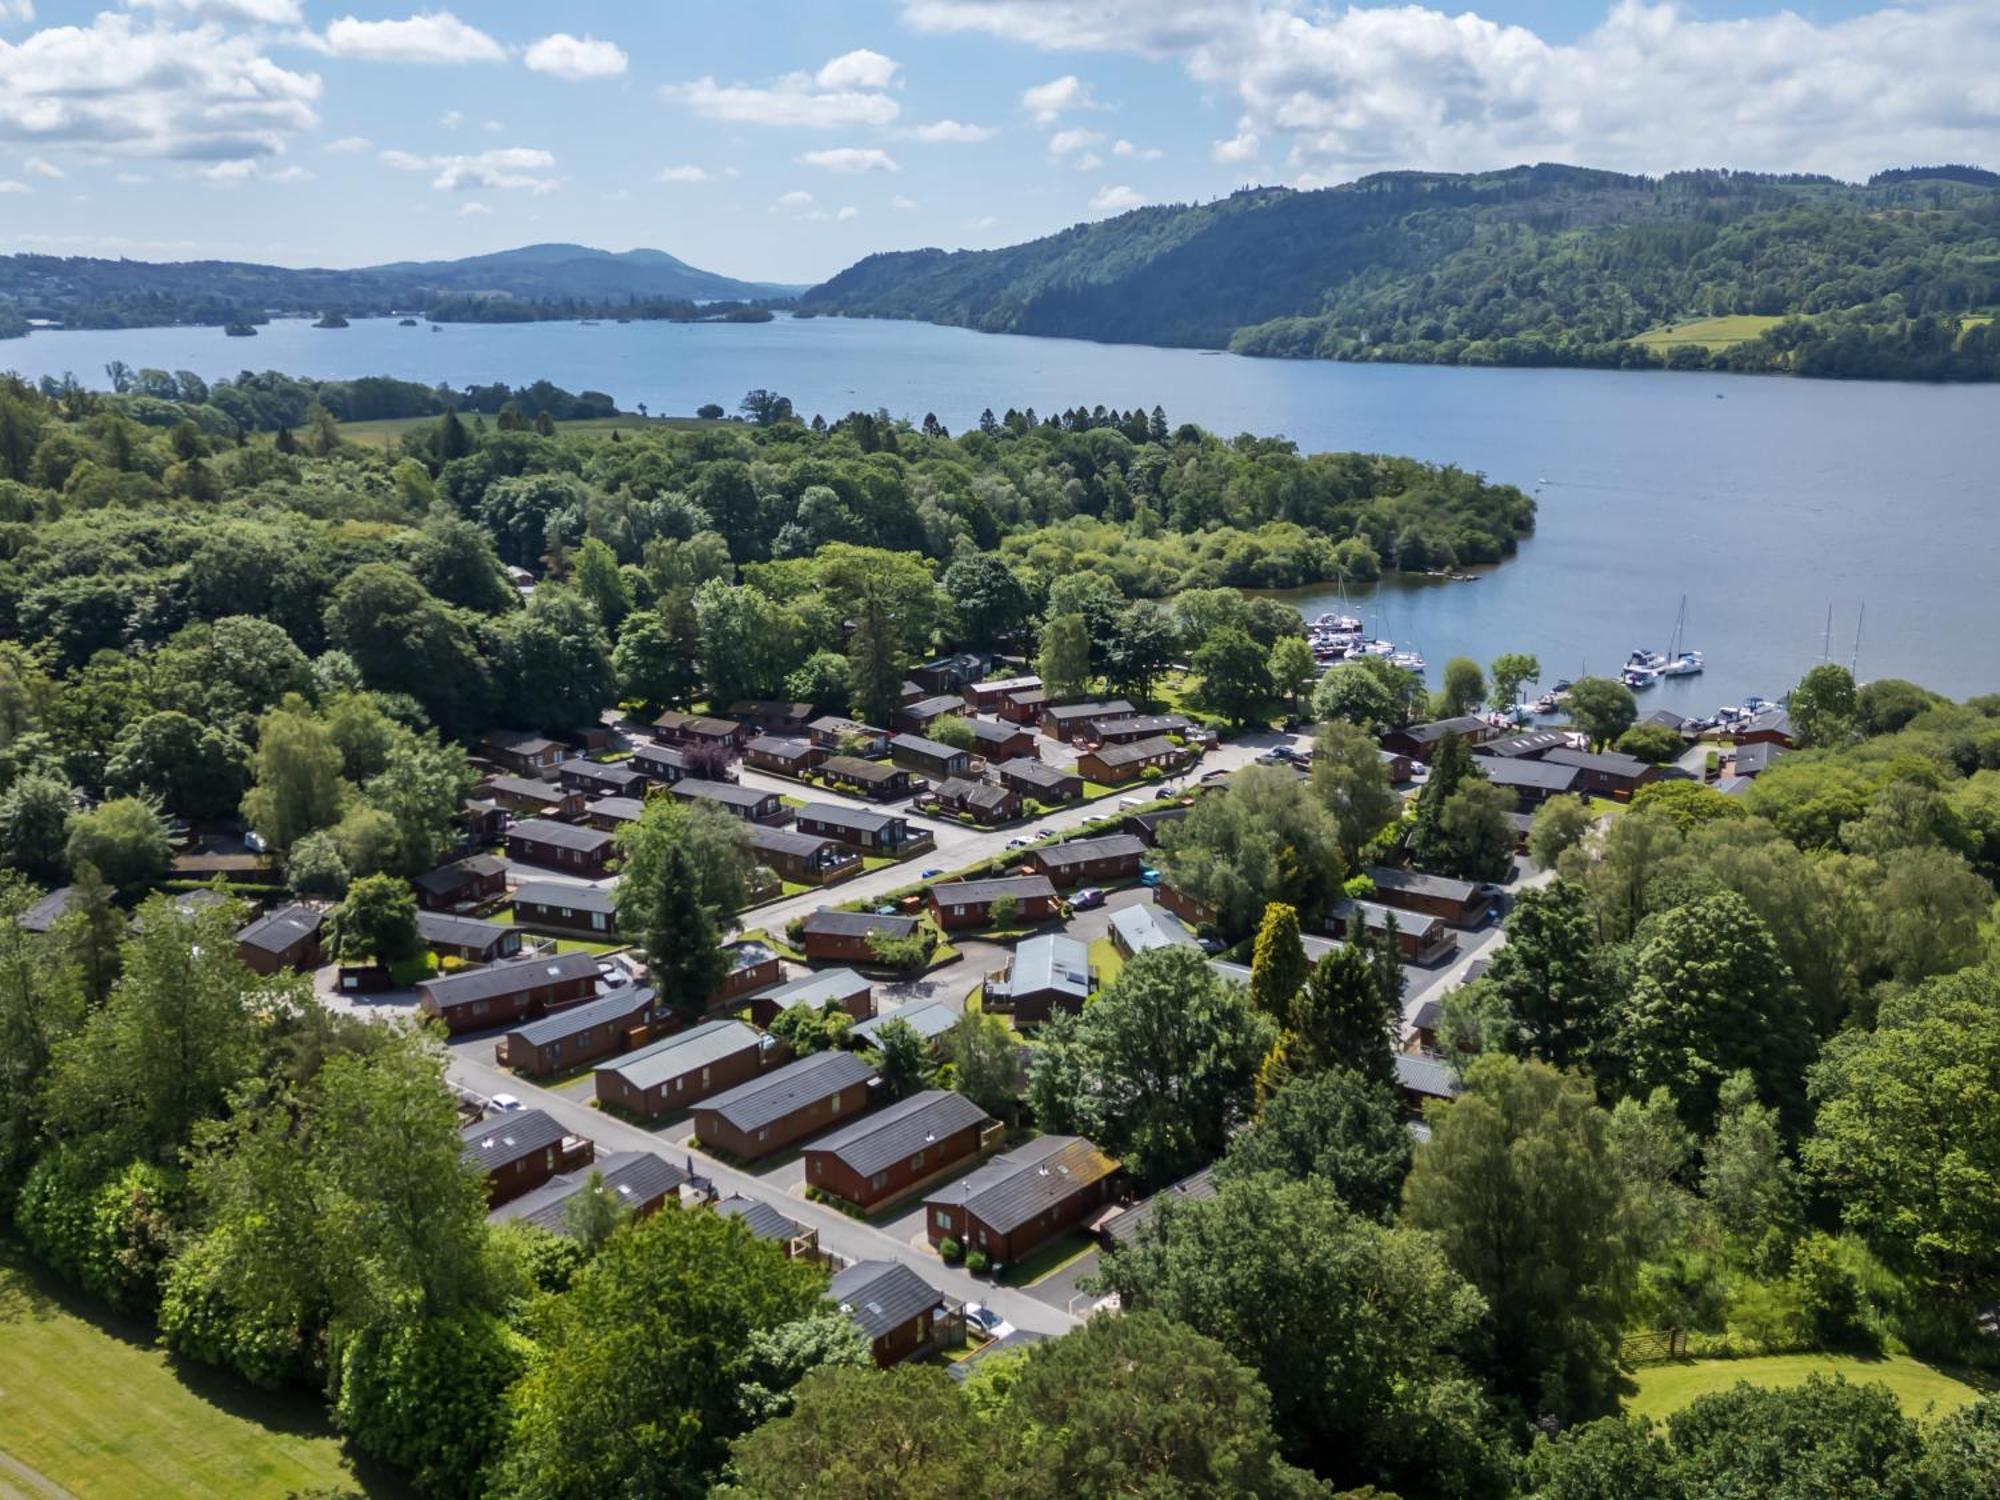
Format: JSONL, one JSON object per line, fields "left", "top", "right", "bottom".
{"left": 966, "top": 213, "right": 999, "bottom": 228}
{"left": 456, "top": 199, "right": 489, "bottom": 216}
{"left": 836, "top": 205, "right": 861, "bottom": 221}
{"left": 669, "top": 54, "right": 901, "bottom": 128}
{"left": 198, "top": 157, "right": 257, "bottom": 182}
{"left": 125, "top": 0, "right": 302, "bottom": 20}
{"left": 0, "top": 14, "right": 320, "bottom": 160}
{"left": 324, "top": 134, "right": 370, "bottom": 154}
{"left": 1072, "top": 152, "right": 1102, "bottom": 170}
{"left": 907, "top": 0, "right": 2000, "bottom": 184}
{"left": 1047, "top": 126, "right": 1102, "bottom": 155}
{"left": 815, "top": 48, "right": 900, "bottom": 90}
{"left": 1020, "top": 74, "right": 1098, "bottom": 123}
{"left": 382, "top": 145, "right": 559, "bottom": 192}
{"left": 23, "top": 155, "right": 60, "bottom": 178}
{"left": 0, "top": 179, "right": 28, "bottom": 192}
{"left": 316, "top": 12, "right": 503, "bottom": 65}
{"left": 524, "top": 33, "right": 628, "bottom": 82}
{"left": 907, "top": 119, "right": 996, "bottom": 143}
{"left": 769, "top": 188, "right": 815, "bottom": 211}
{"left": 0, "top": 2, "right": 32, "bottom": 23}
{"left": 797, "top": 146, "right": 899, "bottom": 174}
{"left": 1090, "top": 183, "right": 1144, "bottom": 212}
{"left": 656, "top": 164, "right": 710, "bottom": 183}
{"left": 266, "top": 163, "right": 311, "bottom": 181}
{"left": 892, "top": 194, "right": 917, "bottom": 208}
{"left": 115, "top": 170, "right": 149, "bottom": 183}
{"left": 439, "top": 110, "right": 463, "bottom": 130}
{"left": 1113, "top": 138, "right": 1161, "bottom": 159}
{"left": 482, "top": 119, "right": 502, "bottom": 131}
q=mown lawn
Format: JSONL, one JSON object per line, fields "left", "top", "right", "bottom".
{"left": 1631, "top": 314, "right": 1787, "bottom": 351}
{"left": 1624, "top": 1353, "right": 1989, "bottom": 1425}
{"left": 1087, "top": 935, "right": 1125, "bottom": 993}
{"left": 0, "top": 1240, "right": 395, "bottom": 1498}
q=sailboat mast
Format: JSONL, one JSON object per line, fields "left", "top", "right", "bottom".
{"left": 1851, "top": 603, "right": 1865, "bottom": 679}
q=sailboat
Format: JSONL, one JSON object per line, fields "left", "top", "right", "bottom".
{"left": 1660, "top": 595, "right": 1704, "bottom": 677}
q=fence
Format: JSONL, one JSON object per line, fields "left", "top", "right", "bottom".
{"left": 1620, "top": 1328, "right": 1689, "bottom": 1365}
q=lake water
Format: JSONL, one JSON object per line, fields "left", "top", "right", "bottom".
{"left": 8, "top": 314, "right": 2000, "bottom": 706}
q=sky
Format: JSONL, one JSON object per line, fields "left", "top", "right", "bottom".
{"left": 0, "top": 0, "right": 1995, "bottom": 284}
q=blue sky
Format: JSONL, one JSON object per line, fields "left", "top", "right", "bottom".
{"left": 0, "top": 0, "right": 1994, "bottom": 283}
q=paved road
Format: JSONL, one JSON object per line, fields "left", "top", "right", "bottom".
{"left": 443, "top": 1048, "right": 1082, "bottom": 1337}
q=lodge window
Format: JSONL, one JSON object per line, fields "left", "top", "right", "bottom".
{"left": 871, "top": 1172, "right": 887, "bottom": 1190}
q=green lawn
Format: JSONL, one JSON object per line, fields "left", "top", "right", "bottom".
{"left": 295, "top": 412, "right": 722, "bottom": 443}
{"left": 1624, "top": 1353, "right": 1989, "bottom": 1425}
{"left": 0, "top": 1241, "right": 393, "bottom": 1498}
{"left": 1087, "top": 935, "right": 1125, "bottom": 993}
{"left": 487, "top": 905, "right": 623, "bottom": 955}
{"left": 996, "top": 1232, "right": 1098, "bottom": 1288}
{"left": 1631, "top": 314, "right": 1787, "bottom": 351}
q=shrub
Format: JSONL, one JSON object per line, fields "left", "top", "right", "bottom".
{"left": 158, "top": 1231, "right": 313, "bottom": 1388}
{"left": 938, "top": 1237, "right": 963, "bottom": 1265}
{"left": 14, "top": 1151, "right": 184, "bottom": 1313}
{"left": 1141, "top": 765, "right": 1165, "bottom": 781}
{"left": 335, "top": 1311, "right": 526, "bottom": 1500}
{"left": 965, "top": 1248, "right": 991, "bottom": 1275}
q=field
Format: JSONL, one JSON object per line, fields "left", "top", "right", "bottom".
{"left": 1624, "top": 1353, "right": 1989, "bottom": 1425}
{"left": 0, "top": 1240, "right": 394, "bottom": 1498}
{"left": 289, "top": 412, "right": 725, "bottom": 443}
{"left": 1631, "top": 315, "right": 1788, "bottom": 352}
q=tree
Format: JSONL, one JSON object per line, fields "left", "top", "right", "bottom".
{"left": 1222, "top": 1068, "right": 1413, "bottom": 1221}
{"left": 1855, "top": 678, "right": 1939, "bottom": 737}
{"left": 1528, "top": 794, "right": 1594, "bottom": 866}
{"left": 240, "top": 703, "right": 346, "bottom": 853}
{"left": 324, "top": 565, "right": 491, "bottom": 738}
{"left": 1628, "top": 779, "right": 1746, "bottom": 832}
{"left": 499, "top": 1209, "right": 827, "bottom": 1499}
{"left": 1872, "top": 844, "right": 1991, "bottom": 987}
{"left": 1408, "top": 728, "right": 1475, "bottom": 871}
{"left": 1790, "top": 663, "right": 1858, "bottom": 748}
{"left": 1192, "top": 625, "right": 1270, "bottom": 728}
{"left": 1309, "top": 720, "right": 1400, "bottom": 867}
{"left": 0, "top": 771, "right": 73, "bottom": 880}
{"left": 1028, "top": 946, "right": 1272, "bottom": 1186}
{"left": 59, "top": 861, "right": 124, "bottom": 1006}
{"left": 730, "top": 1314, "right": 872, "bottom": 1428}
{"left": 1438, "top": 777, "right": 1518, "bottom": 881}
{"left": 1434, "top": 655, "right": 1486, "bottom": 718}
{"left": 616, "top": 796, "right": 752, "bottom": 930}
{"left": 360, "top": 737, "right": 474, "bottom": 877}
{"left": 1093, "top": 1172, "right": 1496, "bottom": 1495}
{"left": 1402, "top": 1056, "right": 1642, "bottom": 1423}
{"left": 498, "top": 586, "right": 616, "bottom": 731}
{"left": 1702, "top": 1068, "right": 1799, "bottom": 1246}
{"left": 1614, "top": 722, "right": 1684, "bottom": 764}
{"left": 1155, "top": 765, "right": 1347, "bottom": 940}
{"left": 64, "top": 797, "right": 171, "bottom": 896}
{"left": 561, "top": 1169, "right": 632, "bottom": 1252}
{"left": 1803, "top": 965, "right": 2000, "bottom": 1289}
{"left": 1035, "top": 611, "right": 1092, "bottom": 698}
{"left": 104, "top": 710, "right": 248, "bottom": 821}
{"left": 1613, "top": 890, "right": 1816, "bottom": 1135}
{"left": 1103, "top": 600, "right": 1177, "bottom": 703}
{"left": 866, "top": 1017, "right": 932, "bottom": 1102}
{"left": 286, "top": 832, "right": 351, "bottom": 898}
{"left": 695, "top": 580, "right": 791, "bottom": 708}
{"left": 335, "top": 1310, "right": 524, "bottom": 1500}
{"left": 1564, "top": 676, "right": 1638, "bottom": 750}
{"left": 924, "top": 715, "right": 975, "bottom": 752}
{"left": 572, "top": 536, "right": 631, "bottom": 630}
{"left": 623, "top": 837, "right": 728, "bottom": 1022}
{"left": 739, "top": 389, "right": 794, "bottom": 425}
{"left": 1247, "top": 902, "right": 1309, "bottom": 1020}
{"left": 942, "top": 551, "right": 1031, "bottom": 647}
{"left": 844, "top": 583, "right": 907, "bottom": 730}
{"left": 945, "top": 1009, "right": 1019, "bottom": 1124}
{"left": 326, "top": 873, "right": 420, "bottom": 964}
{"left": 614, "top": 608, "right": 697, "bottom": 711}
{"left": 1311, "top": 655, "right": 1422, "bottom": 731}
{"left": 0, "top": 876, "right": 86, "bottom": 1184}
{"left": 1268, "top": 936, "right": 1398, "bottom": 1091}
{"left": 724, "top": 1366, "right": 987, "bottom": 1499}
{"left": 1477, "top": 881, "right": 1616, "bottom": 1069}
{"left": 1267, "top": 635, "right": 1318, "bottom": 718}
{"left": 1489, "top": 651, "right": 1541, "bottom": 707}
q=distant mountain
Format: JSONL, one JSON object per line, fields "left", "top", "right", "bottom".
{"left": 0, "top": 243, "right": 803, "bottom": 333}
{"left": 801, "top": 163, "right": 2000, "bottom": 380}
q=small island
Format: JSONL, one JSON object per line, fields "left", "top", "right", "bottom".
{"left": 312, "top": 311, "right": 349, "bottom": 329}
{"left": 223, "top": 320, "right": 257, "bottom": 337}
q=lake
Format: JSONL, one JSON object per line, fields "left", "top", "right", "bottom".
{"left": 8, "top": 314, "right": 2000, "bottom": 705}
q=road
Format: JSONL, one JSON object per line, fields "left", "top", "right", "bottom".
{"left": 442, "top": 1048, "right": 1086, "bottom": 1336}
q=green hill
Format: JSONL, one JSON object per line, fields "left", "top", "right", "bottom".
{"left": 802, "top": 164, "right": 2000, "bottom": 380}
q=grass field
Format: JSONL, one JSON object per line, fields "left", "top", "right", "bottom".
{"left": 1624, "top": 1353, "right": 1990, "bottom": 1425}
{"left": 290, "top": 413, "right": 724, "bottom": 443}
{"left": 1631, "top": 314, "right": 1788, "bottom": 352}
{"left": 0, "top": 1241, "right": 394, "bottom": 1498}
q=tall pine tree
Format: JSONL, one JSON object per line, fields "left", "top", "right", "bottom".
{"left": 637, "top": 839, "right": 729, "bottom": 1023}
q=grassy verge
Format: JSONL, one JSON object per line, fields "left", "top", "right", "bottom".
{"left": 0, "top": 1239, "right": 391, "bottom": 1498}
{"left": 1623, "top": 1353, "right": 1990, "bottom": 1425}
{"left": 1630, "top": 314, "right": 1788, "bottom": 352}
{"left": 996, "top": 1233, "right": 1098, "bottom": 1288}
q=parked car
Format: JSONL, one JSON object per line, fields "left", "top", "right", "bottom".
{"left": 964, "top": 1303, "right": 1014, "bottom": 1340}
{"left": 1154, "top": 787, "right": 1179, "bottom": 800}
{"left": 920, "top": 867, "right": 944, "bottom": 878}
{"left": 1006, "top": 836, "right": 1030, "bottom": 849}
{"left": 1036, "top": 827, "right": 1057, "bottom": 840}
{"left": 1139, "top": 868, "right": 1161, "bottom": 888}
{"left": 1197, "top": 937, "right": 1226, "bottom": 955}
{"left": 489, "top": 1093, "right": 524, "bottom": 1112}
{"left": 1072, "top": 887, "right": 1106, "bottom": 910}
{"left": 596, "top": 959, "right": 628, "bottom": 988}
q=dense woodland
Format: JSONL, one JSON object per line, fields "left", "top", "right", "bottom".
{"left": 802, "top": 164, "right": 2000, "bottom": 381}
{"left": 1, "top": 370, "right": 1997, "bottom": 1496}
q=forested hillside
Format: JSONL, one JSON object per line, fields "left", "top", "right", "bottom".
{"left": 802, "top": 164, "right": 2000, "bottom": 380}
{"left": 0, "top": 242, "right": 798, "bottom": 333}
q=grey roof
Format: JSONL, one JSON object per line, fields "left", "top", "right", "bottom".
{"left": 1472, "top": 755, "right": 1584, "bottom": 793}
{"left": 698, "top": 1049, "right": 875, "bottom": 1133}
{"left": 1086, "top": 736, "right": 1183, "bottom": 768}
{"left": 483, "top": 728, "right": 563, "bottom": 756}
{"left": 415, "top": 910, "right": 514, "bottom": 950}
{"left": 1329, "top": 897, "right": 1445, "bottom": 940}
{"left": 1411, "top": 999, "right": 1444, "bottom": 1031}
{"left": 19, "top": 885, "right": 79, "bottom": 933}
{"left": 801, "top": 908, "right": 919, "bottom": 940}
{"left": 818, "top": 755, "right": 903, "bottom": 783}
{"left": 509, "top": 818, "right": 614, "bottom": 855}
{"left": 750, "top": 824, "right": 845, "bottom": 859}
{"left": 808, "top": 1089, "right": 992, "bottom": 1178}
{"left": 961, "top": 718, "right": 1024, "bottom": 745}
{"left": 412, "top": 854, "right": 508, "bottom": 897}
{"left": 749, "top": 968, "right": 871, "bottom": 1011}
{"left": 1544, "top": 746, "right": 1652, "bottom": 778}
{"left": 996, "top": 757, "right": 1075, "bottom": 787}
{"left": 654, "top": 711, "right": 740, "bottom": 737}
{"left": 890, "top": 732, "right": 963, "bottom": 760}
{"left": 1043, "top": 699, "right": 1133, "bottom": 722}
{"left": 1642, "top": 709, "right": 1693, "bottom": 732}
{"left": 598, "top": 1019, "right": 764, "bottom": 1090}
{"left": 236, "top": 904, "right": 322, "bottom": 954}
{"left": 1743, "top": 708, "right": 1792, "bottom": 738}
{"left": 1367, "top": 865, "right": 1482, "bottom": 902}
{"left": 559, "top": 758, "right": 646, "bottom": 790}
{"left": 586, "top": 796, "right": 646, "bottom": 824}
{"left": 1108, "top": 903, "right": 1198, "bottom": 955}
{"left": 1481, "top": 731, "right": 1568, "bottom": 758}
{"left": 902, "top": 695, "right": 964, "bottom": 722}
{"left": 726, "top": 939, "right": 778, "bottom": 973}
{"left": 420, "top": 951, "right": 600, "bottom": 1011}
{"left": 1397, "top": 716, "right": 1489, "bottom": 744}
{"left": 828, "top": 1260, "right": 947, "bottom": 1340}
{"left": 809, "top": 716, "right": 888, "bottom": 739}
{"left": 1734, "top": 741, "right": 1787, "bottom": 776}
{"left": 513, "top": 880, "right": 617, "bottom": 915}
{"left": 992, "top": 934, "right": 1091, "bottom": 1002}
{"left": 1088, "top": 713, "right": 1193, "bottom": 737}
{"left": 930, "top": 875, "right": 1056, "bottom": 906}
{"left": 746, "top": 734, "right": 816, "bottom": 759}
{"left": 489, "top": 1150, "right": 690, "bottom": 1235}
{"left": 715, "top": 1194, "right": 805, "bottom": 1243}
{"left": 486, "top": 774, "right": 568, "bottom": 803}
{"left": 1033, "top": 834, "right": 1145, "bottom": 869}
{"left": 671, "top": 779, "right": 774, "bottom": 810}
{"left": 503, "top": 987, "right": 656, "bottom": 1048}
{"left": 631, "top": 743, "right": 689, "bottom": 773}
{"left": 459, "top": 1107, "right": 567, "bottom": 1173}
{"left": 970, "top": 674, "right": 1040, "bottom": 695}
{"left": 798, "top": 802, "right": 900, "bottom": 833}
{"left": 935, "top": 777, "right": 1013, "bottom": 810}
{"left": 1101, "top": 1166, "right": 1217, "bottom": 1247}
{"left": 850, "top": 1001, "right": 959, "bottom": 1048}
{"left": 1396, "top": 1052, "right": 1460, "bottom": 1100}
{"left": 925, "top": 1135, "right": 1118, "bottom": 1236}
